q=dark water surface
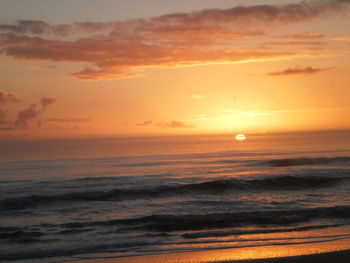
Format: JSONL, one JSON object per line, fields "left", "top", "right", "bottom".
{"left": 0, "top": 131, "right": 350, "bottom": 262}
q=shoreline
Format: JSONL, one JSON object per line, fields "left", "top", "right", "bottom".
{"left": 67, "top": 239, "right": 350, "bottom": 263}
{"left": 215, "top": 249, "right": 350, "bottom": 263}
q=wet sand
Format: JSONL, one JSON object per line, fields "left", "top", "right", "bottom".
{"left": 217, "top": 249, "right": 350, "bottom": 263}
{"left": 68, "top": 239, "right": 350, "bottom": 263}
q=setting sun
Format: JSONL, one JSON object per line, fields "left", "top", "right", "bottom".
{"left": 0, "top": 0, "right": 349, "bottom": 262}
{"left": 235, "top": 134, "right": 247, "bottom": 141}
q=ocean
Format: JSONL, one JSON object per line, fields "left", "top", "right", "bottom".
{"left": 0, "top": 131, "right": 350, "bottom": 262}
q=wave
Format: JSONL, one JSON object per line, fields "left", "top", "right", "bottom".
{"left": 2, "top": 175, "right": 348, "bottom": 210}
{"left": 119, "top": 155, "right": 350, "bottom": 168}
{"left": 112, "top": 205, "right": 350, "bottom": 232}
{"left": 262, "top": 156, "right": 350, "bottom": 167}
{"left": 182, "top": 223, "right": 347, "bottom": 239}
{"left": 1, "top": 175, "right": 348, "bottom": 211}
{"left": 1, "top": 206, "right": 349, "bottom": 260}
{"left": 0, "top": 228, "right": 93, "bottom": 243}
{"left": 2, "top": 235, "right": 350, "bottom": 261}
{"left": 0, "top": 240, "right": 153, "bottom": 261}
{"left": 24, "top": 205, "right": 350, "bottom": 232}
{"left": 0, "top": 230, "right": 43, "bottom": 244}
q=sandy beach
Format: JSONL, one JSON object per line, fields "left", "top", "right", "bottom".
{"left": 218, "top": 249, "right": 350, "bottom": 263}
{"left": 67, "top": 249, "right": 350, "bottom": 263}
{"left": 67, "top": 239, "right": 350, "bottom": 263}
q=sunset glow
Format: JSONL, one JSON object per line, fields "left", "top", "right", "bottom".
{"left": 1, "top": 1, "right": 350, "bottom": 262}
{"left": 0, "top": 0, "right": 349, "bottom": 139}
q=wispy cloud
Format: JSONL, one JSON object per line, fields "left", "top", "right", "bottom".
{"left": 0, "top": 20, "right": 72, "bottom": 36}
{"left": 0, "top": 108, "right": 8, "bottom": 126}
{"left": 136, "top": 120, "right": 153, "bottom": 126}
{"left": 0, "top": 90, "right": 22, "bottom": 105}
{"left": 0, "top": 90, "right": 22, "bottom": 128}
{"left": 135, "top": 120, "right": 194, "bottom": 128}
{"left": 0, "top": 96, "right": 57, "bottom": 130}
{"left": 14, "top": 97, "right": 58, "bottom": 128}
{"left": 40, "top": 97, "right": 58, "bottom": 109}
{"left": 286, "top": 32, "right": 326, "bottom": 40}
{"left": 45, "top": 118, "right": 91, "bottom": 123}
{"left": 1, "top": 1, "right": 349, "bottom": 37}
{"left": 268, "top": 66, "right": 333, "bottom": 76}
{"left": 156, "top": 121, "right": 194, "bottom": 128}
{"left": 261, "top": 40, "right": 326, "bottom": 47}
{"left": 0, "top": 0, "right": 349, "bottom": 79}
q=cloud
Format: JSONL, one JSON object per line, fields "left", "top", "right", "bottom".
{"left": 156, "top": 121, "right": 194, "bottom": 128}
{"left": 0, "top": 20, "right": 72, "bottom": 36}
{"left": 45, "top": 118, "right": 91, "bottom": 123}
{"left": 0, "top": 20, "right": 50, "bottom": 34}
{"left": 40, "top": 97, "right": 58, "bottom": 108}
{"left": 135, "top": 120, "right": 194, "bottom": 128}
{"left": 0, "top": 0, "right": 349, "bottom": 80}
{"left": 1, "top": 33, "right": 293, "bottom": 80}
{"left": 14, "top": 104, "right": 39, "bottom": 128}
{"left": 0, "top": 90, "right": 22, "bottom": 105}
{"left": 0, "top": 108, "right": 7, "bottom": 125}
{"left": 0, "top": 90, "right": 22, "bottom": 128}
{"left": 13, "top": 97, "right": 57, "bottom": 128}
{"left": 261, "top": 40, "right": 325, "bottom": 47}
{"left": 268, "top": 66, "right": 332, "bottom": 76}
{"left": 288, "top": 32, "right": 326, "bottom": 40}
{"left": 136, "top": 120, "right": 153, "bottom": 126}
{"left": 2, "top": 1, "right": 349, "bottom": 36}
{"left": 0, "top": 96, "right": 61, "bottom": 131}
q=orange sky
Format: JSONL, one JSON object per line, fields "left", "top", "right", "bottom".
{"left": 0, "top": 0, "right": 349, "bottom": 138}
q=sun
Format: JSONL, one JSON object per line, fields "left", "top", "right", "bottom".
{"left": 235, "top": 134, "right": 247, "bottom": 141}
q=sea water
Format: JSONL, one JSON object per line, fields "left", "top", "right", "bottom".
{"left": 0, "top": 131, "right": 349, "bottom": 262}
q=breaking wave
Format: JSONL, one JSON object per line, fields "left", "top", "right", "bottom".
{"left": 262, "top": 156, "right": 350, "bottom": 167}
{"left": 19, "top": 205, "right": 349, "bottom": 232}
{"left": 1, "top": 175, "right": 348, "bottom": 211}
{"left": 0, "top": 176, "right": 350, "bottom": 211}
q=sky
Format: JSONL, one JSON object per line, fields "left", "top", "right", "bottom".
{"left": 0, "top": 0, "right": 350, "bottom": 139}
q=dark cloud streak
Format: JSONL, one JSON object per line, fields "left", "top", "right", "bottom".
{"left": 268, "top": 66, "right": 333, "bottom": 76}
{"left": 156, "top": 121, "right": 194, "bottom": 128}
{"left": 136, "top": 120, "right": 153, "bottom": 126}
{"left": 45, "top": 118, "right": 91, "bottom": 123}
{"left": 40, "top": 97, "right": 58, "bottom": 108}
